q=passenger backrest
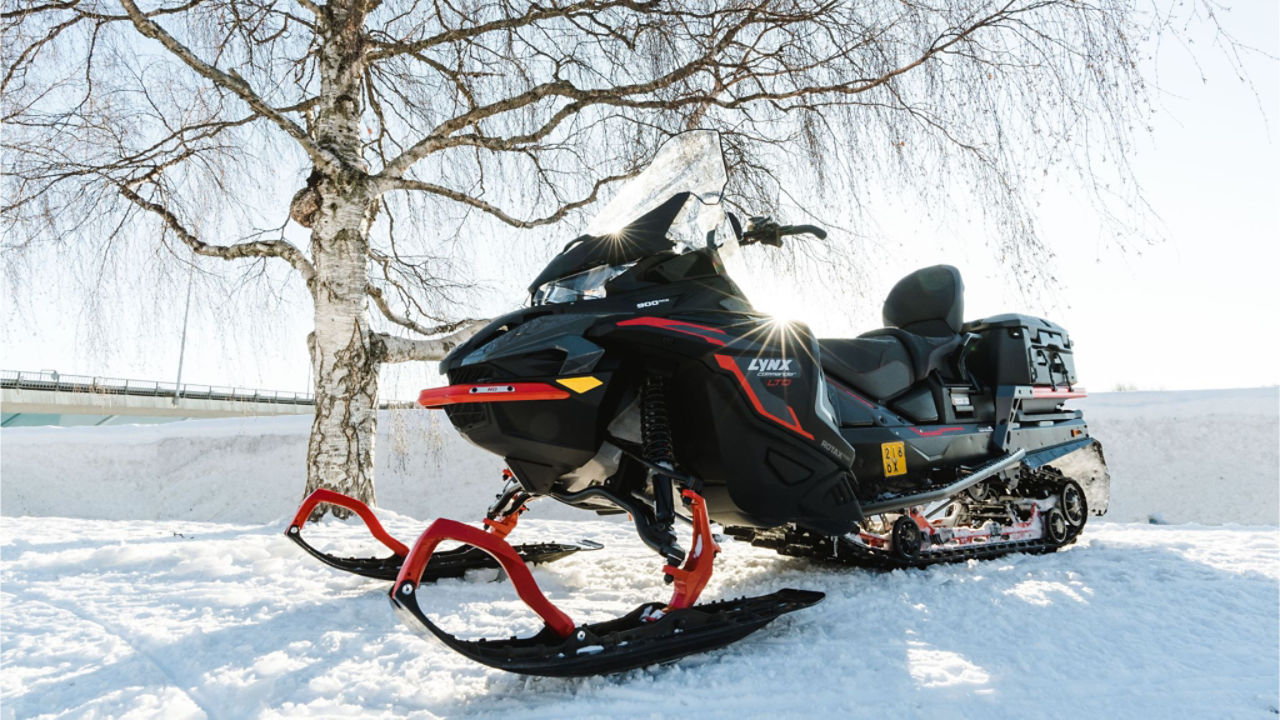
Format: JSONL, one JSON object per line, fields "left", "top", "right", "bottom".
{"left": 883, "top": 265, "right": 964, "bottom": 337}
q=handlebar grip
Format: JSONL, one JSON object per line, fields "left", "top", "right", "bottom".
{"left": 779, "top": 224, "right": 827, "bottom": 240}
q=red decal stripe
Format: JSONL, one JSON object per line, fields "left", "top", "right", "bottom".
{"left": 714, "top": 354, "right": 814, "bottom": 439}
{"left": 617, "top": 317, "right": 728, "bottom": 346}
{"left": 909, "top": 426, "right": 965, "bottom": 437}
{"left": 417, "top": 382, "right": 570, "bottom": 408}
{"left": 830, "top": 380, "right": 877, "bottom": 409}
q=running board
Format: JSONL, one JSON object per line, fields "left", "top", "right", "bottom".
{"left": 861, "top": 449, "right": 1027, "bottom": 515}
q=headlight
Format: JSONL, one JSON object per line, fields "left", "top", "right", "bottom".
{"left": 532, "top": 262, "right": 635, "bottom": 305}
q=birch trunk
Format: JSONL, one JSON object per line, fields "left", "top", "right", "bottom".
{"left": 300, "top": 1, "right": 381, "bottom": 516}
{"left": 302, "top": 183, "right": 380, "bottom": 515}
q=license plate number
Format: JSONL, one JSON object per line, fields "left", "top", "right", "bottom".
{"left": 881, "top": 441, "right": 907, "bottom": 477}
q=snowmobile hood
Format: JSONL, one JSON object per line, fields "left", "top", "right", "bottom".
{"left": 438, "top": 306, "right": 544, "bottom": 374}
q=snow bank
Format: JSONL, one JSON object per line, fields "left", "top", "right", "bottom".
{"left": 0, "top": 410, "right": 582, "bottom": 524}
{"left": 1075, "top": 387, "right": 1278, "bottom": 525}
{"left": 2, "top": 516, "right": 1276, "bottom": 718}
{"left": 2, "top": 387, "right": 1275, "bottom": 525}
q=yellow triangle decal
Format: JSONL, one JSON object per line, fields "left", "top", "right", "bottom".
{"left": 557, "top": 376, "right": 603, "bottom": 394}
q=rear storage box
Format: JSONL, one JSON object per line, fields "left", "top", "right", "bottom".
{"left": 962, "top": 313, "right": 1077, "bottom": 388}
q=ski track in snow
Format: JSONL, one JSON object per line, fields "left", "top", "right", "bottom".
{"left": 2, "top": 516, "right": 1277, "bottom": 719}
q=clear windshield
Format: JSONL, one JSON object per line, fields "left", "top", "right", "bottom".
{"left": 530, "top": 131, "right": 732, "bottom": 305}
{"left": 585, "top": 129, "right": 728, "bottom": 244}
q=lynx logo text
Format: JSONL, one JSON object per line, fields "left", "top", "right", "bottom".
{"left": 747, "top": 357, "right": 798, "bottom": 378}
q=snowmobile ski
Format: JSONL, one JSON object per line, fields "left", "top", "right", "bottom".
{"left": 393, "top": 582, "right": 823, "bottom": 677}
{"left": 388, "top": 504, "right": 822, "bottom": 676}
{"left": 285, "top": 488, "right": 600, "bottom": 581}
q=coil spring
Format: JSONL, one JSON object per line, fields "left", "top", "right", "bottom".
{"left": 641, "top": 375, "right": 674, "bottom": 466}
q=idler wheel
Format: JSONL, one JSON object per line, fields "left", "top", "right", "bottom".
{"left": 1059, "top": 480, "right": 1087, "bottom": 527}
{"left": 1044, "top": 508, "right": 1069, "bottom": 546}
{"left": 891, "top": 516, "right": 924, "bottom": 562}
{"left": 966, "top": 482, "right": 993, "bottom": 502}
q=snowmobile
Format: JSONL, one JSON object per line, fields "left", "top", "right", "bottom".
{"left": 286, "top": 131, "right": 1110, "bottom": 677}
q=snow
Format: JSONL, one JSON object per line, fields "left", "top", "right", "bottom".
{"left": 0, "top": 410, "right": 583, "bottom": 525}
{"left": 3, "top": 518, "right": 1276, "bottom": 718}
{"left": 1075, "top": 387, "right": 1279, "bottom": 525}
{"left": 2, "top": 387, "right": 1278, "bottom": 717}
{"left": 3, "top": 387, "right": 1276, "bottom": 525}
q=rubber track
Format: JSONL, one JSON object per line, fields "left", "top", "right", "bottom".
{"left": 732, "top": 468, "right": 1084, "bottom": 571}
{"left": 745, "top": 529, "right": 1078, "bottom": 571}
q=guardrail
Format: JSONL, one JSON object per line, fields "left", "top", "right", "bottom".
{"left": 0, "top": 370, "right": 315, "bottom": 407}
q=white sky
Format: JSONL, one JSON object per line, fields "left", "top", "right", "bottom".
{"left": 3, "top": 4, "right": 1277, "bottom": 399}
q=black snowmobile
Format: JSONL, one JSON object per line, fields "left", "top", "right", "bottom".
{"left": 287, "top": 131, "right": 1109, "bottom": 677}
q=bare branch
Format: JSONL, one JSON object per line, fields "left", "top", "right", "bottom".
{"left": 379, "top": 170, "right": 634, "bottom": 228}
{"left": 366, "top": 282, "right": 473, "bottom": 336}
{"left": 373, "top": 322, "right": 488, "bottom": 363}
{"left": 116, "top": 182, "right": 315, "bottom": 281}
{"left": 379, "top": 9, "right": 748, "bottom": 175}
{"left": 115, "top": 0, "right": 338, "bottom": 171}
{"left": 365, "top": 1, "right": 660, "bottom": 61}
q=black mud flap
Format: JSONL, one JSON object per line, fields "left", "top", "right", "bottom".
{"left": 286, "top": 530, "right": 601, "bottom": 581}
{"left": 389, "top": 586, "right": 824, "bottom": 677}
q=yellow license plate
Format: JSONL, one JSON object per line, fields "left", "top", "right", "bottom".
{"left": 881, "top": 441, "right": 907, "bottom": 477}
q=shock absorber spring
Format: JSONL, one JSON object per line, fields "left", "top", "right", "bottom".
{"left": 641, "top": 375, "right": 675, "bottom": 468}
{"left": 641, "top": 374, "right": 678, "bottom": 530}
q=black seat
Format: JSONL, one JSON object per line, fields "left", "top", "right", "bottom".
{"left": 818, "top": 336, "right": 915, "bottom": 401}
{"left": 820, "top": 265, "right": 964, "bottom": 400}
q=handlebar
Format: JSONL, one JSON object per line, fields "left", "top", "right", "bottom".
{"left": 780, "top": 224, "right": 827, "bottom": 240}
{"left": 739, "top": 216, "right": 828, "bottom": 247}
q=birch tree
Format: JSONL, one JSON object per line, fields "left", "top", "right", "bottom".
{"left": 3, "top": 0, "right": 1174, "bottom": 515}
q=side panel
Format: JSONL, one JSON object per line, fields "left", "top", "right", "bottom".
{"left": 597, "top": 315, "right": 862, "bottom": 535}
{"left": 836, "top": 410, "right": 1100, "bottom": 506}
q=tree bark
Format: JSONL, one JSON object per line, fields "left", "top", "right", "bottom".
{"left": 302, "top": 179, "right": 381, "bottom": 517}
{"left": 300, "top": 0, "right": 381, "bottom": 517}
{"left": 373, "top": 322, "right": 487, "bottom": 363}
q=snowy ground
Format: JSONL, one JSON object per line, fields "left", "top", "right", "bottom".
{"left": 3, "top": 516, "right": 1276, "bottom": 719}
{"left": 2, "top": 387, "right": 1278, "bottom": 718}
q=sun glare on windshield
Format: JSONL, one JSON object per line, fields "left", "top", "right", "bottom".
{"left": 754, "top": 294, "right": 810, "bottom": 327}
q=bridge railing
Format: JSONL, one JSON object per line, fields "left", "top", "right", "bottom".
{"left": 0, "top": 370, "right": 315, "bottom": 406}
